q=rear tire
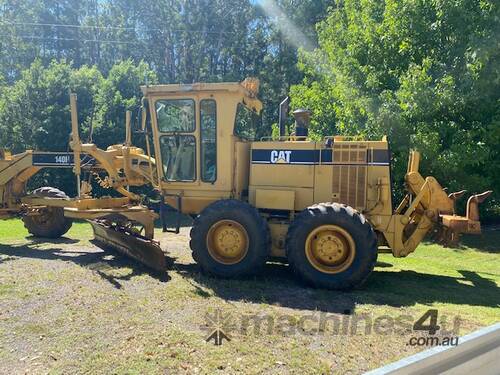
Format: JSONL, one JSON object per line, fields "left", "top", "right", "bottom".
{"left": 286, "top": 203, "right": 377, "bottom": 290}
{"left": 23, "top": 187, "right": 72, "bottom": 238}
{"left": 190, "top": 200, "right": 270, "bottom": 278}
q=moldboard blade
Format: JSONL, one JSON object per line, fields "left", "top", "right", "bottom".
{"left": 90, "top": 220, "right": 166, "bottom": 272}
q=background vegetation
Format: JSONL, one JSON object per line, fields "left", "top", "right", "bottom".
{"left": 0, "top": 0, "right": 498, "bottom": 217}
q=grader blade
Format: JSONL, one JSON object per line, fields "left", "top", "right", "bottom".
{"left": 90, "top": 220, "right": 166, "bottom": 272}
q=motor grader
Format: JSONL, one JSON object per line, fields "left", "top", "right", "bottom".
{"left": 0, "top": 78, "right": 491, "bottom": 289}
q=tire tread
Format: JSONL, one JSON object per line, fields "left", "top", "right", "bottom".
{"left": 286, "top": 202, "right": 377, "bottom": 290}
{"left": 189, "top": 199, "right": 270, "bottom": 277}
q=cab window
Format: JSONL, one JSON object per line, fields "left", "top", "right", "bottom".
{"left": 160, "top": 135, "right": 196, "bottom": 181}
{"left": 156, "top": 99, "right": 195, "bottom": 132}
{"left": 234, "top": 103, "right": 261, "bottom": 141}
{"left": 156, "top": 98, "right": 196, "bottom": 182}
{"left": 200, "top": 99, "right": 217, "bottom": 182}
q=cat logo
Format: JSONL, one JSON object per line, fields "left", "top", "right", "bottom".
{"left": 270, "top": 150, "right": 292, "bottom": 164}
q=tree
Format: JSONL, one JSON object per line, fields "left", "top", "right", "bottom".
{"left": 0, "top": 59, "right": 156, "bottom": 194}
{"left": 0, "top": 60, "right": 102, "bottom": 193}
{"left": 291, "top": 0, "right": 500, "bottom": 218}
{"left": 93, "top": 60, "right": 157, "bottom": 148}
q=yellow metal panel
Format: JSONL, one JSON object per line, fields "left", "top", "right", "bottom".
{"left": 249, "top": 140, "right": 317, "bottom": 189}
{"left": 314, "top": 164, "right": 333, "bottom": 204}
{"left": 366, "top": 165, "right": 393, "bottom": 217}
{"left": 249, "top": 186, "right": 313, "bottom": 211}
{"left": 252, "top": 140, "right": 316, "bottom": 150}
{"left": 234, "top": 142, "right": 250, "bottom": 199}
{"left": 255, "top": 189, "right": 295, "bottom": 210}
{"left": 249, "top": 139, "right": 317, "bottom": 189}
{"left": 165, "top": 195, "right": 225, "bottom": 214}
{"left": 0, "top": 152, "right": 33, "bottom": 185}
{"left": 251, "top": 164, "right": 314, "bottom": 188}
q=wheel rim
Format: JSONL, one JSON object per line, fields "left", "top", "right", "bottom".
{"left": 206, "top": 220, "right": 249, "bottom": 265}
{"left": 305, "top": 225, "right": 356, "bottom": 274}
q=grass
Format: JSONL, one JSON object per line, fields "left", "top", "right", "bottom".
{"left": 0, "top": 218, "right": 92, "bottom": 241}
{"left": 0, "top": 219, "right": 498, "bottom": 374}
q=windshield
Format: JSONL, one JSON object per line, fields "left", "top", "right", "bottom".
{"left": 156, "top": 99, "right": 195, "bottom": 133}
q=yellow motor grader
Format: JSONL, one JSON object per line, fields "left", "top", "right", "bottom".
{"left": 0, "top": 79, "right": 491, "bottom": 289}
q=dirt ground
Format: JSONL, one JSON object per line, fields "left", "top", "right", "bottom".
{"left": 0, "top": 222, "right": 498, "bottom": 374}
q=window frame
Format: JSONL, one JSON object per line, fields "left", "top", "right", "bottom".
{"left": 155, "top": 98, "right": 196, "bottom": 133}
{"left": 159, "top": 134, "right": 197, "bottom": 182}
{"left": 200, "top": 99, "right": 217, "bottom": 183}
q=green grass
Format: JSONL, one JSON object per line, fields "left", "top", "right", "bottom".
{"left": 364, "top": 239, "right": 500, "bottom": 324}
{"left": 0, "top": 219, "right": 498, "bottom": 374}
{"left": 0, "top": 218, "right": 92, "bottom": 241}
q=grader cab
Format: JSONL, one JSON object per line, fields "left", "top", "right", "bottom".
{"left": 0, "top": 78, "right": 492, "bottom": 289}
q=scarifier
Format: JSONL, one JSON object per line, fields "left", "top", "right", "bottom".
{"left": 0, "top": 79, "right": 492, "bottom": 289}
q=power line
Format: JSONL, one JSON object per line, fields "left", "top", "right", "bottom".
{"left": 0, "top": 34, "right": 145, "bottom": 45}
{"left": 0, "top": 21, "right": 240, "bottom": 36}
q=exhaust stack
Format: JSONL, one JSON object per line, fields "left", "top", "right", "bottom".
{"left": 278, "top": 97, "right": 290, "bottom": 137}
{"left": 293, "top": 109, "right": 311, "bottom": 138}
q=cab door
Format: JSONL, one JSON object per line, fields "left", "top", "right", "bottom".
{"left": 151, "top": 95, "right": 218, "bottom": 187}
{"left": 154, "top": 97, "right": 198, "bottom": 183}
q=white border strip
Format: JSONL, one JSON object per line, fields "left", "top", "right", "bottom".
{"left": 365, "top": 323, "right": 500, "bottom": 374}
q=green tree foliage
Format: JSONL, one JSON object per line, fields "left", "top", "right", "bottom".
{"left": 0, "top": 0, "right": 333, "bottom": 131}
{"left": 0, "top": 59, "right": 155, "bottom": 193}
{"left": 291, "top": 0, "right": 500, "bottom": 217}
{"left": 93, "top": 61, "right": 157, "bottom": 148}
{"left": 0, "top": 60, "right": 101, "bottom": 153}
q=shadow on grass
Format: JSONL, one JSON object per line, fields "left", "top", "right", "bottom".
{"left": 173, "top": 261, "right": 356, "bottom": 314}
{"left": 0, "top": 237, "right": 172, "bottom": 289}
{"left": 2, "top": 236, "right": 498, "bottom": 315}
{"left": 25, "top": 235, "right": 81, "bottom": 245}
{"left": 174, "top": 261, "right": 499, "bottom": 315}
{"left": 363, "top": 269, "right": 499, "bottom": 309}
{"left": 458, "top": 229, "right": 500, "bottom": 253}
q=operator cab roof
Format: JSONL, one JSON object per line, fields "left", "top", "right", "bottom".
{"left": 140, "top": 78, "right": 262, "bottom": 112}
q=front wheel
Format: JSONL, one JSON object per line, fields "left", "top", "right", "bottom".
{"left": 190, "top": 200, "right": 270, "bottom": 278}
{"left": 23, "top": 187, "right": 72, "bottom": 238}
{"left": 286, "top": 203, "right": 377, "bottom": 290}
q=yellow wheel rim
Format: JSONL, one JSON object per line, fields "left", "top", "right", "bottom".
{"left": 207, "top": 220, "right": 249, "bottom": 265}
{"left": 305, "top": 225, "right": 356, "bottom": 274}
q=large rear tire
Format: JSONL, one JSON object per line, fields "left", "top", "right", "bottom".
{"left": 286, "top": 203, "right": 377, "bottom": 290}
{"left": 190, "top": 200, "right": 270, "bottom": 278}
{"left": 23, "top": 187, "right": 73, "bottom": 239}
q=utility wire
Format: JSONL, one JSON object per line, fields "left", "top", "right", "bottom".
{"left": 0, "top": 34, "right": 145, "bottom": 45}
{"left": 1, "top": 21, "right": 239, "bottom": 36}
